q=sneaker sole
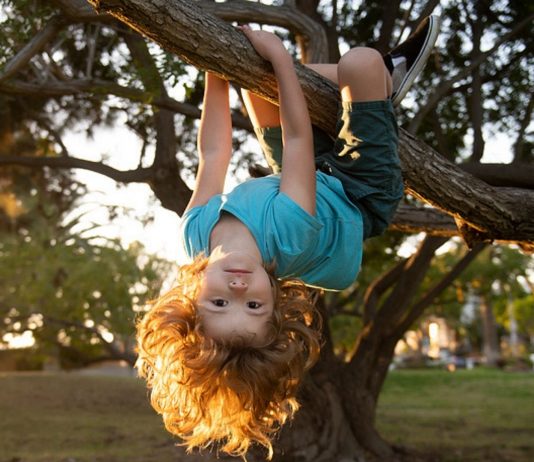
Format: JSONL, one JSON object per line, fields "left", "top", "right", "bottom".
{"left": 392, "top": 15, "right": 441, "bottom": 106}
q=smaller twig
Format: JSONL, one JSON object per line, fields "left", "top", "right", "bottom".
{"left": 0, "top": 16, "right": 65, "bottom": 83}
{"left": 85, "top": 24, "right": 101, "bottom": 78}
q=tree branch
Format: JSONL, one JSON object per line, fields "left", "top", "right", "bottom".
{"left": 458, "top": 162, "right": 534, "bottom": 189}
{"left": 375, "top": 0, "right": 402, "bottom": 53}
{"left": 466, "top": 9, "right": 485, "bottom": 163}
{"left": 199, "top": 0, "right": 329, "bottom": 63}
{"left": 512, "top": 92, "right": 534, "bottom": 164}
{"left": 362, "top": 258, "right": 407, "bottom": 324}
{"left": 393, "top": 242, "right": 487, "bottom": 337}
{"left": 374, "top": 236, "right": 449, "bottom": 335}
{"left": 390, "top": 203, "right": 457, "bottom": 236}
{"left": 0, "top": 155, "right": 153, "bottom": 183}
{"left": 0, "top": 78, "right": 252, "bottom": 130}
{"left": 401, "top": 131, "right": 534, "bottom": 243}
{"left": 51, "top": 0, "right": 112, "bottom": 22}
{"left": 409, "top": 12, "right": 534, "bottom": 132}
{"left": 121, "top": 29, "right": 191, "bottom": 212}
{"left": 0, "top": 16, "right": 65, "bottom": 83}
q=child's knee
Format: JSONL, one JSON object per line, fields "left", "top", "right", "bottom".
{"left": 338, "top": 47, "right": 385, "bottom": 80}
{"left": 338, "top": 47, "right": 389, "bottom": 101}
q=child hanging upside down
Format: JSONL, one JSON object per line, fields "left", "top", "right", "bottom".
{"left": 136, "top": 16, "right": 440, "bottom": 459}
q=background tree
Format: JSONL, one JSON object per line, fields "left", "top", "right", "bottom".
{"left": 0, "top": 171, "right": 170, "bottom": 367}
{"left": 1, "top": 1, "right": 533, "bottom": 461}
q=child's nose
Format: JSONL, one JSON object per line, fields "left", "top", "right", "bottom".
{"left": 229, "top": 280, "right": 248, "bottom": 291}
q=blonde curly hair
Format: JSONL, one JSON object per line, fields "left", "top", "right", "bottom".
{"left": 135, "top": 255, "right": 322, "bottom": 459}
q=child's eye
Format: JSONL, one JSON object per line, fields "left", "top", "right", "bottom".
{"left": 212, "top": 299, "right": 228, "bottom": 307}
{"left": 247, "top": 301, "right": 262, "bottom": 309}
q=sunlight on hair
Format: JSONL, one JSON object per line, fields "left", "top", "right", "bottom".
{"left": 135, "top": 255, "right": 322, "bottom": 459}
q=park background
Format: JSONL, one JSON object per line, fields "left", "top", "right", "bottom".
{"left": 1, "top": 0, "right": 533, "bottom": 461}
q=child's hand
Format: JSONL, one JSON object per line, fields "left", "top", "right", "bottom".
{"left": 239, "top": 25, "right": 289, "bottom": 63}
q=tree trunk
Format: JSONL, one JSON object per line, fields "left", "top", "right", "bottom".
{"left": 480, "top": 296, "right": 501, "bottom": 367}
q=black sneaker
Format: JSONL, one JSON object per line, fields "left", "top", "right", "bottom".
{"left": 384, "top": 15, "right": 441, "bottom": 106}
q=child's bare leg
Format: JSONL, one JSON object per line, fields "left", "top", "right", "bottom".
{"left": 242, "top": 52, "right": 391, "bottom": 175}
{"left": 241, "top": 89, "right": 280, "bottom": 128}
{"left": 243, "top": 51, "right": 389, "bottom": 121}
{"left": 337, "top": 47, "right": 392, "bottom": 102}
{"left": 242, "top": 63, "right": 338, "bottom": 124}
{"left": 310, "top": 57, "right": 392, "bottom": 101}
{"left": 306, "top": 64, "right": 338, "bottom": 84}
{"left": 241, "top": 89, "right": 283, "bottom": 174}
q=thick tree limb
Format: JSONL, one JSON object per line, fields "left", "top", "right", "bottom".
{"left": 53, "top": 0, "right": 329, "bottom": 62}
{"left": 400, "top": 132, "right": 534, "bottom": 244}
{"left": 198, "top": 0, "right": 329, "bottom": 63}
{"left": 459, "top": 162, "right": 534, "bottom": 189}
{"left": 83, "top": 0, "right": 534, "bottom": 246}
{"left": 390, "top": 203, "right": 457, "bottom": 236}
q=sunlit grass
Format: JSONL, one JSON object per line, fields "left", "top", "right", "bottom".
{"left": 377, "top": 368, "right": 534, "bottom": 462}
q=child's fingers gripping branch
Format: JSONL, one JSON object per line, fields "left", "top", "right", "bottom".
{"left": 239, "top": 25, "right": 287, "bottom": 63}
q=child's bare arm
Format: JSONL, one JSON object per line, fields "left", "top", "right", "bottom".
{"left": 185, "top": 72, "right": 232, "bottom": 212}
{"left": 241, "top": 26, "right": 316, "bottom": 215}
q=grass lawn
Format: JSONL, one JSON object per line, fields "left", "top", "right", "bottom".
{"left": 0, "top": 368, "right": 533, "bottom": 461}
{"left": 377, "top": 368, "right": 534, "bottom": 462}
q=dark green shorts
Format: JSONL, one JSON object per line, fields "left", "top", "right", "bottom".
{"left": 254, "top": 99, "right": 403, "bottom": 238}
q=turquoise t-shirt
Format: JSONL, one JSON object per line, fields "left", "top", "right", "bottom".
{"left": 180, "top": 172, "right": 363, "bottom": 291}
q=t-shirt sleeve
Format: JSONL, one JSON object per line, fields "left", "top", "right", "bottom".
{"left": 179, "top": 206, "right": 207, "bottom": 262}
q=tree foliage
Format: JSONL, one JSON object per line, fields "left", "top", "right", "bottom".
{"left": 0, "top": 168, "right": 170, "bottom": 366}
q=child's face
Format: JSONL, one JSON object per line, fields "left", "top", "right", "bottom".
{"left": 196, "top": 251, "right": 274, "bottom": 344}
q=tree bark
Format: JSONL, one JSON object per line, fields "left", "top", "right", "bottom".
{"left": 199, "top": 0, "right": 329, "bottom": 63}
{"left": 458, "top": 162, "right": 534, "bottom": 189}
